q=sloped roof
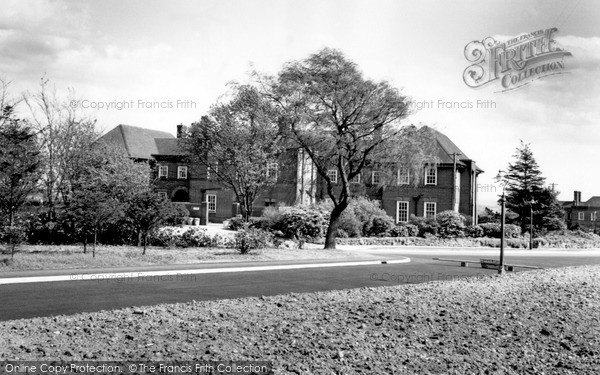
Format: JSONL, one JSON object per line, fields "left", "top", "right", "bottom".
{"left": 422, "top": 126, "right": 482, "bottom": 172}
{"left": 98, "top": 124, "right": 174, "bottom": 160}
{"left": 585, "top": 196, "right": 600, "bottom": 207}
{"left": 153, "top": 138, "right": 187, "bottom": 156}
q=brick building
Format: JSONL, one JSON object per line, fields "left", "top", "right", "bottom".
{"left": 99, "top": 124, "right": 482, "bottom": 223}
{"left": 562, "top": 191, "right": 600, "bottom": 231}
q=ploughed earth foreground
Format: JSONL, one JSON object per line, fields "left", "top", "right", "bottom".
{"left": 2, "top": 266, "right": 600, "bottom": 374}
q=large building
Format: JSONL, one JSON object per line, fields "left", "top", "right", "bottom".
{"left": 99, "top": 124, "right": 483, "bottom": 223}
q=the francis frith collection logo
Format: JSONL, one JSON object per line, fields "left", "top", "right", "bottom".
{"left": 463, "top": 28, "right": 572, "bottom": 92}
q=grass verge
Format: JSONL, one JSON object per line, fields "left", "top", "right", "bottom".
{"left": 0, "top": 244, "right": 369, "bottom": 272}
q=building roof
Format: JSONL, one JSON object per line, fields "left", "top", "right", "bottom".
{"left": 98, "top": 124, "right": 174, "bottom": 160}
{"left": 423, "top": 126, "right": 483, "bottom": 172}
{"left": 153, "top": 138, "right": 187, "bottom": 156}
{"left": 585, "top": 196, "right": 600, "bottom": 207}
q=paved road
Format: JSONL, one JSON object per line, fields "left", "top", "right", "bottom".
{"left": 1, "top": 247, "right": 599, "bottom": 321}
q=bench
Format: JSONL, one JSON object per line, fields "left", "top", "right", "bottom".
{"left": 432, "top": 257, "right": 542, "bottom": 272}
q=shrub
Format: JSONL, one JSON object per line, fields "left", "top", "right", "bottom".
{"left": 275, "top": 207, "right": 328, "bottom": 241}
{"left": 465, "top": 224, "right": 484, "bottom": 238}
{"left": 235, "top": 228, "right": 272, "bottom": 254}
{"left": 388, "top": 224, "right": 408, "bottom": 237}
{"left": 228, "top": 215, "right": 246, "bottom": 230}
{"left": 436, "top": 210, "right": 466, "bottom": 238}
{"left": 179, "top": 227, "right": 212, "bottom": 247}
{"left": 366, "top": 216, "right": 396, "bottom": 237}
{"left": 337, "top": 210, "right": 362, "bottom": 237}
{"left": 409, "top": 215, "right": 440, "bottom": 237}
{"left": 479, "top": 223, "right": 521, "bottom": 238}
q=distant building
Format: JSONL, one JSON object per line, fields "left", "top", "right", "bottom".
{"left": 562, "top": 191, "right": 600, "bottom": 231}
{"left": 99, "top": 124, "right": 483, "bottom": 223}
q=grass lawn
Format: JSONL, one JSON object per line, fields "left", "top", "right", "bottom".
{"left": 0, "top": 244, "right": 372, "bottom": 272}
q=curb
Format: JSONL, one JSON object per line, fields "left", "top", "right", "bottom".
{"left": 0, "top": 258, "right": 411, "bottom": 285}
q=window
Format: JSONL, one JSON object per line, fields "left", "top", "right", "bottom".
{"left": 265, "top": 199, "right": 277, "bottom": 207}
{"left": 157, "top": 191, "right": 168, "bottom": 199}
{"left": 177, "top": 166, "right": 188, "bottom": 179}
{"left": 397, "top": 168, "right": 409, "bottom": 185}
{"left": 372, "top": 171, "right": 381, "bottom": 184}
{"left": 158, "top": 165, "right": 168, "bottom": 178}
{"left": 327, "top": 169, "right": 338, "bottom": 183}
{"left": 396, "top": 201, "right": 409, "bottom": 223}
{"left": 591, "top": 212, "right": 597, "bottom": 221}
{"left": 207, "top": 194, "right": 217, "bottom": 213}
{"left": 349, "top": 173, "right": 361, "bottom": 184}
{"left": 578, "top": 212, "right": 585, "bottom": 220}
{"left": 425, "top": 167, "right": 437, "bottom": 185}
{"left": 424, "top": 202, "right": 436, "bottom": 219}
{"left": 267, "top": 162, "right": 278, "bottom": 181}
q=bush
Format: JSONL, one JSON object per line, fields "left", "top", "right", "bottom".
{"left": 337, "top": 210, "right": 362, "bottom": 238}
{"left": 235, "top": 228, "right": 273, "bottom": 254}
{"left": 275, "top": 207, "right": 328, "bottom": 241}
{"left": 179, "top": 227, "right": 212, "bottom": 247}
{"left": 409, "top": 215, "right": 440, "bottom": 237}
{"left": 436, "top": 210, "right": 466, "bottom": 238}
{"left": 228, "top": 215, "right": 246, "bottom": 230}
{"left": 479, "top": 223, "right": 521, "bottom": 238}
{"left": 365, "top": 216, "right": 396, "bottom": 237}
{"left": 465, "top": 224, "right": 484, "bottom": 238}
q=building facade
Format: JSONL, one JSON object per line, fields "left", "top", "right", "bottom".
{"left": 99, "top": 124, "right": 483, "bottom": 223}
{"left": 562, "top": 191, "right": 600, "bottom": 231}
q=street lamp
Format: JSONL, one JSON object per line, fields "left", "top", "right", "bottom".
{"left": 527, "top": 199, "right": 537, "bottom": 250}
{"left": 495, "top": 170, "right": 507, "bottom": 275}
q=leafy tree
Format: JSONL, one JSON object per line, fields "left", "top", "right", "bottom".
{"left": 67, "top": 143, "right": 151, "bottom": 255}
{"left": 263, "top": 48, "right": 437, "bottom": 249}
{"left": 124, "top": 189, "right": 188, "bottom": 254}
{"left": 0, "top": 105, "right": 42, "bottom": 227}
{"left": 184, "top": 85, "right": 283, "bottom": 220}
{"left": 503, "top": 141, "right": 565, "bottom": 232}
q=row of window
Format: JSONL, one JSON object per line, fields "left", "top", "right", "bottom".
{"left": 327, "top": 167, "right": 437, "bottom": 186}
{"left": 158, "top": 164, "right": 280, "bottom": 181}
{"left": 396, "top": 201, "right": 436, "bottom": 222}
{"left": 576, "top": 211, "right": 598, "bottom": 221}
{"left": 158, "top": 166, "right": 188, "bottom": 179}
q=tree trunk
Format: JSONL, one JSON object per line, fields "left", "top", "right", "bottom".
{"left": 142, "top": 232, "right": 147, "bottom": 255}
{"left": 324, "top": 202, "right": 349, "bottom": 249}
{"left": 93, "top": 229, "right": 97, "bottom": 258}
{"left": 83, "top": 235, "right": 87, "bottom": 254}
{"left": 137, "top": 231, "right": 142, "bottom": 247}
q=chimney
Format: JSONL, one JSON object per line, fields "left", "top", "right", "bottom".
{"left": 176, "top": 124, "right": 186, "bottom": 138}
{"left": 574, "top": 191, "right": 581, "bottom": 205}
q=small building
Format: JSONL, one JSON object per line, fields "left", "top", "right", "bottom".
{"left": 562, "top": 191, "right": 600, "bottom": 231}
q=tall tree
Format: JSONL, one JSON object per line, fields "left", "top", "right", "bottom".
{"left": 264, "top": 48, "right": 436, "bottom": 249}
{"left": 184, "top": 85, "right": 283, "bottom": 220}
{"left": 0, "top": 104, "right": 41, "bottom": 227}
{"left": 503, "top": 141, "right": 564, "bottom": 232}
{"left": 24, "top": 78, "right": 98, "bottom": 220}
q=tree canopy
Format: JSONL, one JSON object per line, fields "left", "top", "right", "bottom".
{"left": 263, "top": 48, "right": 437, "bottom": 248}
{"left": 184, "top": 85, "right": 283, "bottom": 220}
{"left": 503, "top": 141, "right": 565, "bottom": 232}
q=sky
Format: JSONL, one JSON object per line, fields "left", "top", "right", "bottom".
{"left": 1, "top": 0, "right": 598, "bottom": 208}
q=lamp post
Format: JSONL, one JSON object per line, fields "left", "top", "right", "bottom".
{"left": 527, "top": 199, "right": 537, "bottom": 250}
{"left": 495, "top": 170, "right": 507, "bottom": 275}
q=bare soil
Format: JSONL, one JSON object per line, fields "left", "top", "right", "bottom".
{"left": 2, "top": 266, "right": 599, "bottom": 374}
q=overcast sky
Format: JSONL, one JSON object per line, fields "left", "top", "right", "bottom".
{"left": 1, "top": 0, "right": 598, "bottom": 206}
